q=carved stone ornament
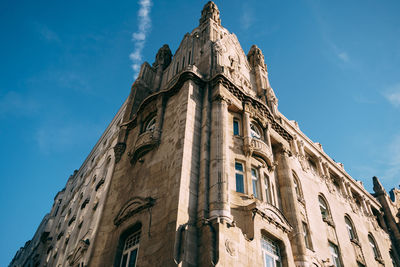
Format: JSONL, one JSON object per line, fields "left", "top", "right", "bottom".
{"left": 225, "top": 239, "right": 237, "bottom": 257}
{"left": 114, "top": 142, "right": 126, "bottom": 163}
{"left": 67, "top": 239, "right": 90, "bottom": 266}
{"left": 248, "top": 202, "right": 293, "bottom": 233}
{"left": 114, "top": 197, "right": 155, "bottom": 226}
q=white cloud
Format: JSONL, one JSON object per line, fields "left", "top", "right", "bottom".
{"left": 34, "top": 22, "right": 60, "bottom": 42}
{"left": 384, "top": 83, "right": 400, "bottom": 107}
{"left": 338, "top": 52, "right": 349, "bottom": 62}
{"left": 129, "top": 0, "right": 153, "bottom": 79}
{"left": 0, "top": 91, "right": 39, "bottom": 117}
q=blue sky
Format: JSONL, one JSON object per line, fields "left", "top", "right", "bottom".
{"left": 1, "top": 0, "right": 399, "bottom": 264}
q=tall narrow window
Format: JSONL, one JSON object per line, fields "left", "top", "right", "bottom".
{"left": 344, "top": 216, "right": 357, "bottom": 241}
{"left": 329, "top": 242, "right": 341, "bottom": 267}
{"left": 188, "top": 51, "right": 191, "bottom": 65}
{"left": 302, "top": 222, "right": 313, "bottom": 250}
{"left": 251, "top": 168, "right": 260, "bottom": 199}
{"left": 144, "top": 116, "right": 156, "bottom": 132}
{"left": 368, "top": 234, "right": 380, "bottom": 259}
{"left": 250, "top": 123, "right": 261, "bottom": 139}
{"left": 261, "top": 235, "right": 281, "bottom": 267}
{"left": 235, "top": 162, "right": 244, "bottom": 193}
{"left": 318, "top": 195, "right": 329, "bottom": 220}
{"left": 120, "top": 230, "right": 141, "bottom": 267}
{"left": 233, "top": 119, "right": 240, "bottom": 136}
{"left": 293, "top": 172, "right": 303, "bottom": 201}
{"left": 264, "top": 175, "right": 271, "bottom": 204}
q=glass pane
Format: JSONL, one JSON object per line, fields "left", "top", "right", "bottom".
{"left": 128, "top": 249, "right": 138, "bottom": 267}
{"left": 235, "top": 162, "right": 243, "bottom": 172}
{"left": 233, "top": 120, "right": 239, "bottom": 135}
{"left": 236, "top": 174, "right": 244, "bottom": 193}
{"left": 121, "top": 253, "right": 128, "bottom": 267}
{"left": 264, "top": 253, "right": 274, "bottom": 267}
{"left": 252, "top": 179, "right": 259, "bottom": 198}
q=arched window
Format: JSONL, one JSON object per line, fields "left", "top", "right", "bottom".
{"left": 250, "top": 123, "right": 261, "bottom": 139}
{"left": 292, "top": 172, "right": 303, "bottom": 201}
{"left": 144, "top": 116, "right": 156, "bottom": 132}
{"left": 344, "top": 215, "right": 357, "bottom": 241}
{"left": 264, "top": 174, "right": 272, "bottom": 204}
{"left": 329, "top": 242, "right": 342, "bottom": 267}
{"left": 261, "top": 235, "right": 281, "bottom": 267}
{"left": 318, "top": 195, "right": 330, "bottom": 220}
{"left": 368, "top": 234, "right": 380, "bottom": 259}
{"left": 115, "top": 223, "right": 142, "bottom": 267}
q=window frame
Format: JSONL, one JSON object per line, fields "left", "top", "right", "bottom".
{"left": 233, "top": 118, "right": 240, "bottom": 136}
{"left": 235, "top": 161, "right": 245, "bottom": 193}
{"left": 251, "top": 167, "right": 261, "bottom": 199}
{"left": 264, "top": 174, "right": 272, "bottom": 204}
{"left": 302, "top": 222, "right": 313, "bottom": 250}
{"left": 120, "top": 230, "right": 141, "bottom": 267}
{"left": 344, "top": 215, "right": 357, "bottom": 242}
{"left": 318, "top": 195, "right": 330, "bottom": 220}
{"left": 261, "top": 235, "right": 282, "bottom": 267}
{"left": 250, "top": 122, "right": 262, "bottom": 139}
{"left": 368, "top": 234, "right": 381, "bottom": 260}
{"left": 329, "top": 242, "right": 342, "bottom": 267}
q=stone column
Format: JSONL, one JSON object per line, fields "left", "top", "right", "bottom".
{"left": 152, "top": 96, "right": 165, "bottom": 141}
{"left": 275, "top": 144, "right": 308, "bottom": 266}
{"left": 209, "top": 89, "right": 231, "bottom": 222}
{"left": 291, "top": 135, "right": 299, "bottom": 156}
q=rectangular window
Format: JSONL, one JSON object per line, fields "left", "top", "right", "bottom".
{"left": 235, "top": 162, "right": 244, "bottom": 193}
{"left": 262, "top": 235, "right": 282, "bottom": 267}
{"left": 302, "top": 222, "right": 312, "bottom": 250}
{"left": 121, "top": 230, "right": 140, "bottom": 267}
{"left": 233, "top": 119, "right": 240, "bottom": 136}
{"left": 251, "top": 168, "right": 260, "bottom": 199}
{"left": 329, "top": 242, "right": 341, "bottom": 267}
{"left": 264, "top": 175, "right": 271, "bottom": 204}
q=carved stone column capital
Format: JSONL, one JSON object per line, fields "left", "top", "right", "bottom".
{"left": 212, "top": 94, "right": 231, "bottom": 105}
{"left": 114, "top": 142, "right": 126, "bottom": 163}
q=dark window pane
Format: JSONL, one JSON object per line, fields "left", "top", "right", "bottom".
{"left": 121, "top": 253, "right": 128, "bottom": 267}
{"left": 236, "top": 174, "right": 244, "bottom": 193}
{"left": 128, "top": 249, "right": 138, "bottom": 267}
{"left": 233, "top": 120, "right": 239, "bottom": 135}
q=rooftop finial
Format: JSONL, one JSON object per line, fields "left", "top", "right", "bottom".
{"left": 373, "top": 176, "right": 386, "bottom": 195}
{"left": 247, "top": 45, "right": 266, "bottom": 70}
{"left": 199, "top": 1, "right": 221, "bottom": 26}
{"left": 153, "top": 44, "right": 172, "bottom": 69}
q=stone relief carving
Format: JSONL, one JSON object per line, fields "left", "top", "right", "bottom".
{"left": 114, "top": 196, "right": 155, "bottom": 226}
{"left": 225, "top": 239, "right": 237, "bottom": 257}
{"left": 67, "top": 239, "right": 90, "bottom": 266}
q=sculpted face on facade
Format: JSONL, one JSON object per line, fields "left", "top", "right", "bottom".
{"left": 10, "top": 2, "right": 400, "bottom": 267}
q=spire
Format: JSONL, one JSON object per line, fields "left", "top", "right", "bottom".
{"left": 247, "top": 45, "right": 266, "bottom": 70}
{"left": 153, "top": 44, "right": 172, "bottom": 69}
{"left": 199, "top": 1, "right": 221, "bottom": 26}
{"left": 373, "top": 176, "right": 386, "bottom": 196}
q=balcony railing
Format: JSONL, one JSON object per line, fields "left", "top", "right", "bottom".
{"left": 243, "top": 137, "right": 273, "bottom": 167}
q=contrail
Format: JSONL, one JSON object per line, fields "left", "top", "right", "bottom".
{"left": 130, "top": 0, "right": 152, "bottom": 79}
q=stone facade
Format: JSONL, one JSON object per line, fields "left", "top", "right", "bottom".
{"left": 10, "top": 2, "right": 400, "bottom": 267}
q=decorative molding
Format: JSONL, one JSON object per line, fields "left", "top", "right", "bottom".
{"left": 114, "top": 142, "right": 126, "bottom": 163}
{"left": 248, "top": 202, "right": 293, "bottom": 233}
{"left": 114, "top": 197, "right": 155, "bottom": 226}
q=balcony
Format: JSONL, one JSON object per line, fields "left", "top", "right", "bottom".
{"left": 243, "top": 137, "right": 273, "bottom": 167}
{"left": 130, "top": 130, "right": 160, "bottom": 164}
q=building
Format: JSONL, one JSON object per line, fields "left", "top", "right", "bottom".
{"left": 10, "top": 2, "right": 400, "bottom": 267}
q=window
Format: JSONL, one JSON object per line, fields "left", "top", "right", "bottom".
{"left": 329, "top": 242, "right": 341, "bottom": 267}
{"left": 120, "top": 230, "right": 141, "bottom": 267}
{"left": 251, "top": 168, "right": 260, "bottom": 199}
{"left": 261, "top": 235, "right": 282, "bottom": 267}
{"left": 235, "top": 162, "right": 245, "bottom": 193}
{"left": 144, "top": 116, "right": 156, "bottom": 132}
{"left": 264, "top": 175, "right": 272, "bottom": 204}
{"left": 318, "top": 195, "right": 329, "bottom": 220}
{"left": 368, "top": 234, "right": 380, "bottom": 259}
{"left": 292, "top": 172, "right": 303, "bottom": 201}
{"left": 233, "top": 119, "right": 240, "bottom": 136}
{"left": 250, "top": 123, "right": 261, "bottom": 139}
{"left": 302, "top": 222, "right": 313, "bottom": 250}
{"left": 344, "top": 216, "right": 357, "bottom": 241}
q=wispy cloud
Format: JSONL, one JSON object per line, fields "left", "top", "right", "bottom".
{"left": 35, "top": 121, "right": 103, "bottom": 154}
{"left": 383, "top": 134, "right": 400, "bottom": 186}
{"left": 384, "top": 83, "right": 400, "bottom": 107}
{"left": 129, "top": 0, "right": 153, "bottom": 79}
{"left": 34, "top": 22, "right": 60, "bottom": 42}
{"left": 0, "top": 91, "right": 39, "bottom": 117}
{"left": 240, "top": 6, "right": 254, "bottom": 30}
